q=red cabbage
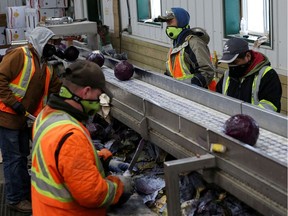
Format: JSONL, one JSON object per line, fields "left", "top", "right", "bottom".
{"left": 86, "top": 50, "right": 105, "bottom": 67}
{"left": 64, "top": 46, "right": 79, "bottom": 61}
{"left": 114, "top": 60, "right": 134, "bottom": 81}
{"left": 223, "top": 114, "right": 259, "bottom": 146}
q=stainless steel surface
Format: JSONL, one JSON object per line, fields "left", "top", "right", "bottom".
{"left": 43, "top": 21, "right": 98, "bottom": 50}
{"left": 102, "top": 58, "right": 288, "bottom": 216}
{"left": 164, "top": 155, "right": 216, "bottom": 216}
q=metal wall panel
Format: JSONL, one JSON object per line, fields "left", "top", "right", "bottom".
{"left": 104, "top": 0, "right": 287, "bottom": 76}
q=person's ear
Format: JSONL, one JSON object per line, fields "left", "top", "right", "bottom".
{"left": 81, "top": 86, "right": 92, "bottom": 99}
{"left": 246, "top": 51, "right": 252, "bottom": 61}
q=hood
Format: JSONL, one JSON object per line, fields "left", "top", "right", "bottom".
{"left": 171, "top": 7, "right": 190, "bottom": 28}
{"left": 27, "top": 27, "right": 55, "bottom": 58}
{"left": 244, "top": 50, "right": 269, "bottom": 77}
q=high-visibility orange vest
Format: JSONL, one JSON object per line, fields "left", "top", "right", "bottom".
{"left": 166, "top": 40, "right": 194, "bottom": 80}
{"left": 0, "top": 47, "right": 52, "bottom": 116}
{"left": 31, "top": 107, "right": 122, "bottom": 216}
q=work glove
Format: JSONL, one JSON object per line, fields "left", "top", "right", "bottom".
{"left": 109, "top": 159, "right": 129, "bottom": 173}
{"left": 11, "top": 101, "right": 26, "bottom": 115}
{"left": 115, "top": 175, "right": 134, "bottom": 206}
{"left": 97, "top": 148, "right": 113, "bottom": 161}
{"left": 191, "top": 73, "right": 207, "bottom": 88}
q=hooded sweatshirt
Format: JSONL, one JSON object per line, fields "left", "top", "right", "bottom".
{"left": 0, "top": 27, "right": 62, "bottom": 129}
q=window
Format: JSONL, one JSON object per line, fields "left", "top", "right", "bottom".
{"left": 242, "top": 0, "right": 270, "bottom": 35}
{"left": 223, "top": 0, "right": 272, "bottom": 48}
{"left": 137, "top": 0, "right": 161, "bottom": 24}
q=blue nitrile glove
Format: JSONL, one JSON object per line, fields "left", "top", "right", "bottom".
{"left": 12, "top": 101, "right": 26, "bottom": 115}
{"left": 109, "top": 159, "right": 129, "bottom": 173}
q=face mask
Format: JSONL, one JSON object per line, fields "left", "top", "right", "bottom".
{"left": 166, "top": 26, "right": 183, "bottom": 39}
{"left": 229, "top": 62, "right": 250, "bottom": 79}
{"left": 42, "top": 44, "right": 56, "bottom": 58}
{"left": 59, "top": 86, "right": 101, "bottom": 116}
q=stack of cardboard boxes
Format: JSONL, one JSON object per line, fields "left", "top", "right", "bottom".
{"left": 25, "top": 0, "right": 68, "bottom": 32}
{"left": 1, "top": 0, "right": 68, "bottom": 46}
{"left": 5, "top": 6, "right": 27, "bottom": 44}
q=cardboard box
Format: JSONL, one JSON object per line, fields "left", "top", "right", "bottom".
{"left": 5, "top": 28, "right": 27, "bottom": 44}
{"left": 33, "top": 0, "right": 57, "bottom": 9}
{"left": 39, "top": 8, "right": 65, "bottom": 22}
{"left": 6, "top": 6, "right": 27, "bottom": 28}
{"left": 57, "top": 0, "right": 68, "bottom": 8}
{"left": 25, "top": 8, "right": 39, "bottom": 30}
{"left": 26, "top": 0, "right": 34, "bottom": 8}
{"left": 0, "top": 26, "right": 6, "bottom": 45}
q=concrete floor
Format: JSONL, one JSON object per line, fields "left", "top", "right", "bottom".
{"left": 0, "top": 163, "right": 31, "bottom": 216}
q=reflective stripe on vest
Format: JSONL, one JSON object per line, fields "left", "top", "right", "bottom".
{"left": 32, "top": 110, "right": 117, "bottom": 206}
{"left": 222, "top": 66, "right": 277, "bottom": 111}
{"left": 0, "top": 47, "right": 35, "bottom": 114}
{"left": 9, "top": 47, "right": 35, "bottom": 98}
{"left": 32, "top": 65, "right": 53, "bottom": 116}
{"left": 166, "top": 41, "right": 194, "bottom": 80}
{"left": 222, "top": 70, "right": 230, "bottom": 95}
{"left": 0, "top": 47, "right": 51, "bottom": 115}
{"left": 251, "top": 66, "right": 277, "bottom": 111}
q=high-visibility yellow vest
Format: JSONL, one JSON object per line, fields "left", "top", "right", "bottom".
{"left": 222, "top": 66, "right": 277, "bottom": 111}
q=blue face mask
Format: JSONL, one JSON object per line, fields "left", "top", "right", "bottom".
{"left": 59, "top": 86, "right": 101, "bottom": 116}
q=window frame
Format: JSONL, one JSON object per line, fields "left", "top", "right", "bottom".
{"left": 223, "top": 0, "right": 273, "bottom": 49}
{"left": 136, "top": 0, "right": 162, "bottom": 26}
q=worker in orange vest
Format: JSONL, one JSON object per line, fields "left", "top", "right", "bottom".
{"left": 154, "top": 7, "right": 215, "bottom": 88}
{"left": 0, "top": 27, "right": 62, "bottom": 213}
{"left": 31, "top": 60, "right": 133, "bottom": 216}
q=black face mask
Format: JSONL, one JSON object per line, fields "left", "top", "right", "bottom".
{"left": 42, "top": 44, "right": 56, "bottom": 59}
{"left": 229, "top": 62, "right": 250, "bottom": 79}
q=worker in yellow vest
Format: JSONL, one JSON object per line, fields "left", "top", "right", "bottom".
{"left": 216, "top": 38, "right": 282, "bottom": 112}
{"left": 31, "top": 60, "right": 133, "bottom": 216}
{"left": 154, "top": 7, "right": 215, "bottom": 88}
{"left": 0, "top": 27, "right": 62, "bottom": 213}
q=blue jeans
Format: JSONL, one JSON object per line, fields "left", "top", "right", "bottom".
{"left": 0, "top": 126, "right": 31, "bottom": 204}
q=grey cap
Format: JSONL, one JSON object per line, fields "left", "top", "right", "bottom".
{"left": 219, "top": 38, "right": 249, "bottom": 64}
{"left": 65, "top": 59, "right": 105, "bottom": 89}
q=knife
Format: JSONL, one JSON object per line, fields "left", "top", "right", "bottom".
{"left": 123, "top": 138, "right": 146, "bottom": 177}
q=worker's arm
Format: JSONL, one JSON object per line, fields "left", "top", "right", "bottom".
{"left": 0, "top": 48, "right": 25, "bottom": 106}
{"left": 57, "top": 130, "right": 124, "bottom": 208}
{"left": 188, "top": 37, "right": 215, "bottom": 87}
{"left": 258, "top": 68, "right": 282, "bottom": 112}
